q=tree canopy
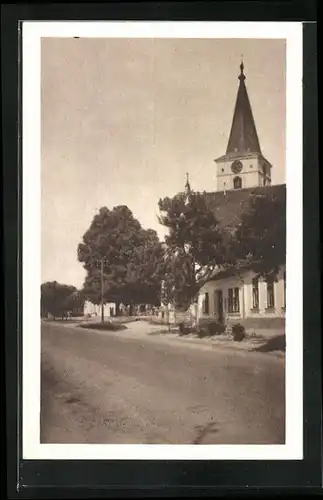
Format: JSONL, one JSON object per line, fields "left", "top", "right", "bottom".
{"left": 77, "top": 186, "right": 285, "bottom": 316}
{"left": 41, "top": 281, "right": 84, "bottom": 318}
{"left": 229, "top": 189, "right": 286, "bottom": 279}
{"left": 158, "top": 190, "right": 225, "bottom": 307}
{"left": 77, "top": 205, "right": 163, "bottom": 311}
{"left": 158, "top": 186, "right": 286, "bottom": 308}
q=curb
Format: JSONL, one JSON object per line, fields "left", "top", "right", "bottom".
{"left": 147, "top": 332, "right": 285, "bottom": 360}
{"left": 43, "top": 321, "right": 285, "bottom": 361}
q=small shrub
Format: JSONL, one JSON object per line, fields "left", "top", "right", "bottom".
{"left": 199, "top": 319, "right": 226, "bottom": 336}
{"left": 232, "top": 323, "right": 246, "bottom": 342}
{"left": 207, "top": 322, "right": 226, "bottom": 335}
{"left": 197, "top": 327, "right": 210, "bottom": 338}
{"left": 179, "top": 322, "right": 193, "bottom": 335}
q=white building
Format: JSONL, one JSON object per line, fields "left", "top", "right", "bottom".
{"left": 198, "top": 267, "right": 285, "bottom": 329}
{"left": 84, "top": 300, "right": 116, "bottom": 318}
{"left": 196, "top": 62, "right": 286, "bottom": 329}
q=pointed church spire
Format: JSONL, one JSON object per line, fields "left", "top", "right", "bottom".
{"left": 185, "top": 172, "right": 191, "bottom": 194}
{"left": 226, "top": 61, "right": 261, "bottom": 155}
{"left": 239, "top": 55, "right": 245, "bottom": 82}
{"left": 184, "top": 172, "right": 192, "bottom": 205}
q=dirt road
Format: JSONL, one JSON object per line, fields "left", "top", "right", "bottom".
{"left": 41, "top": 322, "right": 285, "bottom": 444}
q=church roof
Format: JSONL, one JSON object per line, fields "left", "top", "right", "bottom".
{"left": 217, "top": 62, "right": 262, "bottom": 161}
{"left": 203, "top": 183, "right": 286, "bottom": 230}
{"left": 200, "top": 183, "right": 286, "bottom": 281}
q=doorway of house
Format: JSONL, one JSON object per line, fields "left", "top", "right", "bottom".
{"left": 215, "top": 290, "right": 224, "bottom": 324}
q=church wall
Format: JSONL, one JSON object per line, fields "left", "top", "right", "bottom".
{"left": 243, "top": 171, "right": 262, "bottom": 188}
{"left": 216, "top": 157, "right": 263, "bottom": 190}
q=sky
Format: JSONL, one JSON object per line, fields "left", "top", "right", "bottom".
{"left": 41, "top": 37, "right": 286, "bottom": 289}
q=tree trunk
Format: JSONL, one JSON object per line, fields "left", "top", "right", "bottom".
{"left": 194, "top": 300, "right": 200, "bottom": 332}
{"left": 115, "top": 301, "right": 120, "bottom": 316}
{"left": 101, "top": 303, "right": 104, "bottom": 323}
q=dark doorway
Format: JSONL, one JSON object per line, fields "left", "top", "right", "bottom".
{"left": 233, "top": 176, "right": 242, "bottom": 189}
{"left": 216, "top": 290, "right": 224, "bottom": 323}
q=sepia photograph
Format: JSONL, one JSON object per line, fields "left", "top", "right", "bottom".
{"left": 22, "top": 22, "right": 303, "bottom": 461}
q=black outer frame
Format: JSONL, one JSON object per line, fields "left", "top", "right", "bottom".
{"left": 2, "top": 2, "right": 320, "bottom": 497}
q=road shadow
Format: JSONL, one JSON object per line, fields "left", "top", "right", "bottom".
{"left": 78, "top": 322, "right": 128, "bottom": 332}
{"left": 252, "top": 334, "right": 285, "bottom": 353}
{"left": 193, "top": 422, "right": 219, "bottom": 444}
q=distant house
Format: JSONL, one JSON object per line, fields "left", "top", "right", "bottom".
{"left": 197, "top": 261, "right": 285, "bottom": 329}
{"left": 84, "top": 301, "right": 116, "bottom": 317}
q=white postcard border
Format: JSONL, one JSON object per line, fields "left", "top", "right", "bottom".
{"left": 22, "top": 21, "right": 303, "bottom": 460}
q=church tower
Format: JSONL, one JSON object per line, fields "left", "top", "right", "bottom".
{"left": 215, "top": 61, "right": 272, "bottom": 191}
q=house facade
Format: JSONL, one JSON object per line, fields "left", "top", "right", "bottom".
{"left": 84, "top": 300, "right": 116, "bottom": 317}
{"left": 198, "top": 268, "right": 285, "bottom": 327}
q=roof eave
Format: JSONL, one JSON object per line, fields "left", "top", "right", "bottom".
{"left": 214, "top": 151, "right": 262, "bottom": 163}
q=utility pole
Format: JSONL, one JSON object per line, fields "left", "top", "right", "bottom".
{"left": 100, "top": 257, "right": 104, "bottom": 323}
{"left": 173, "top": 284, "right": 176, "bottom": 328}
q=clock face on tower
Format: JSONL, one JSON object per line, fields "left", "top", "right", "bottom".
{"left": 231, "top": 160, "right": 243, "bottom": 174}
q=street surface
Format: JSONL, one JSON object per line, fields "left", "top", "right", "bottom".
{"left": 41, "top": 322, "right": 285, "bottom": 444}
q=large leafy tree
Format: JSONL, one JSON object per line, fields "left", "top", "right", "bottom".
{"left": 158, "top": 190, "right": 225, "bottom": 308}
{"left": 41, "top": 281, "right": 80, "bottom": 319}
{"left": 124, "top": 228, "right": 164, "bottom": 308}
{"left": 230, "top": 189, "right": 286, "bottom": 279}
{"left": 64, "top": 290, "right": 85, "bottom": 315}
{"left": 78, "top": 206, "right": 163, "bottom": 314}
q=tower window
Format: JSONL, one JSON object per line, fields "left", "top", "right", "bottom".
{"left": 233, "top": 176, "right": 242, "bottom": 189}
{"left": 221, "top": 168, "right": 224, "bottom": 172}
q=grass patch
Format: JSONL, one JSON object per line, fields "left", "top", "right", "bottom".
{"left": 78, "top": 321, "right": 128, "bottom": 331}
{"left": 148, "top": 329, "right": 174, "bottom": 336}
{"left": 109, "top": 316, "right": 142, "bottom": 324}
{"left": 42, "top": 318, "right": 84, "bottom": 324}
{"left": 148, "top": 319, "right": 165, "bottom": 325}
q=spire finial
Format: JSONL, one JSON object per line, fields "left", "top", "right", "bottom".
{"left": 185, "top": 172, "right": 191, "bottom": 191}
{"left": 239, "top": 56, "right": 245, "bottom": 81}
{"left": 184, "top": 173, "right": 192, "bottom": 204}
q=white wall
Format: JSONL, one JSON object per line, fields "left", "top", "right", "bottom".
{"left": 216, "top": 156, "right": 261, "bottom": 191}
{"left": 199, "top": 266, "right": 285, "bottom": 321}
{"left": 215, "top": 155, "right": 272, "bottom": 191}
{"left": 243, "top": 268, "right": 285, "bottom": 318}
{"left": 84, "top": 301, "right": 116, "bottom": 317}
{"left": 199, "top": 275, "right": 244, "bottom": 321}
